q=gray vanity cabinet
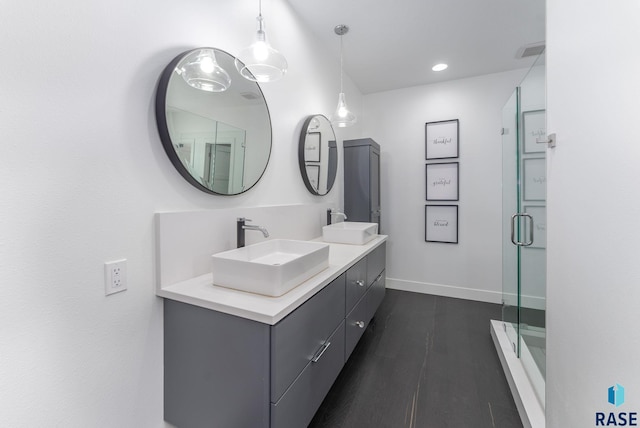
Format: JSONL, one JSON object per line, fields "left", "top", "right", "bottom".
{"left": 164, "top": 300, "right": 271, "bottom": 428}
{"left": 164, "top": 274, "right": 346, "bottom": 428}
{"left": 366, "top": 243, "right": 386, "bottom": 323}
{"left": 345, "top": 242, "right": 386, "bottom": 359}
{"left": 270, "top": 274, "right": 346, "bottom": 428}
{"left": 343, "top": 138, "right": 381, "bottom": 227}
{"left": 345, "top": 257, "right": 367, "bottom": 315}
{"left": 366, "top": 240, "right": 386, "bottom": 286}
{"left": 345, "top": 293, "right": 369, "bottom": 359}
{"left": 367, "top": 272, "right": 386, "bottom": 322}
{"left": 271, "top": 321, "right": 345, "bottom": 428}
{"left": 163, "top": 243, "right": 386, "bottom": 428}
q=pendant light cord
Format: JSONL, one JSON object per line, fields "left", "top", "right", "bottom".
{"left": 333, "top": 25, "right": 350, "bottom": 94}
{"left": 339, "top": 34, "right": 344, "bottom": 93}
{"left": 256, "top": 0, "right": 264, "bottom": 38}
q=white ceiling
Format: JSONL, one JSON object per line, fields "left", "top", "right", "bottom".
{"left": 285, "top": 0, "right": 545, "bottom": 94}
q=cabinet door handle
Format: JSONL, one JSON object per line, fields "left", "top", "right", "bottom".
{"left": 355, "top": 321, "right": 365, "bottom": 328}
{"left": 311, "top": 341, "right": 331, "bottom": 363}
{"left": 355, "top": 280, "right": 365, "bottom": 287}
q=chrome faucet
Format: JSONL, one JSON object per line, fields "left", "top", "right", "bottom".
{"left": 237, "top": 218, "right": 269, "bottom": 248}
{"left": 327, "top": 209, "right": 348, "bottom": 225}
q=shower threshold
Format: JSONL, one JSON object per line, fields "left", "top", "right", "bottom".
{"left": 491, "top": 320, "right": 545, "bottom": 428}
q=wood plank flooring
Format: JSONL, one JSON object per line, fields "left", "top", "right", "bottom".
{"left": 309, "top": 290, "right": 523, "bottom": 428}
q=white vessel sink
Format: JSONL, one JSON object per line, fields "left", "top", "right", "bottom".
{"left": 211, "top": 239, "right": 329, "bottom": 297}
{"left": 322, "top": 222, "right": 379, "bottom": 245}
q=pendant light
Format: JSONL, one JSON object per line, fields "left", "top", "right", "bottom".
{"left": 179, "top": 48, "right": 231, "bottom": 92}
{"left": 330, "top": 25, "right": 357, "bottom": 128}
{"left": 235, "top": 0, "right": 288, "bottom": 82}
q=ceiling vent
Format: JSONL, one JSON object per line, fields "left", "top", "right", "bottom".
{"left": 516, "top": 42, "right": 545, "bottom": 59}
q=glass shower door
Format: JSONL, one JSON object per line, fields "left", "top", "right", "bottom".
{"left": 501, "top": 88, "right": 520, "bottom": 356}
{"left": 501, "top": 50, "right": 546, "bottom": 408}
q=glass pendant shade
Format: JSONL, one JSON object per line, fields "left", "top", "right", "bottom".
{"left": 330, "top": 25, "right": 357, "bottom": 128}
{"left": 179, "top": 48, "right": 231, "bottom": 92}
{"left": 330, "top": 92, "right": 357, "bottom": 128}
{"left": 235, "top": 14, "right": 287, "bottom": 82}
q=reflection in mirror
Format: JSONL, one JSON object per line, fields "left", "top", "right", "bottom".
{"left": 298, "top": 115, "right": 337, "bottom": 195}
{"left": 156, "top": 48, "right": 271, "bottom": 195}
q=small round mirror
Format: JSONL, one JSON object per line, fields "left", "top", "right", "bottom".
{"left": 298, "top": 115, "right": 338, "bottom": 195}
{"left": 155, "top": 48, "right": 272, "bottom": 195}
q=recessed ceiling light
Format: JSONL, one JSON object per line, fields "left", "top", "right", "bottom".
{"left": 432, "top": 63, "right": 448, "bottom": 72}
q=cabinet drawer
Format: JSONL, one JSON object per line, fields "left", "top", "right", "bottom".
{"left": 271, "top": 321, "right": 345, "bottom": 428}
{"left": 366, "top": 242, "right": 386, "bottom": 287}
{"left": 346, "top": 257, "right": 367, "bottom": 313}
{"left": 345, "top": 295, "right": 368, "bottom": 360}
{"left": 367, "top": 270, "right": 385, "bottom": 322}
{"left": 270, "top": 273, "right": 345, "bottom": 402}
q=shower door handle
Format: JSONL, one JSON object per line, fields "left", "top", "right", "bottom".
{"left": 510, "top": 213, "right": 534, "bottom": 246}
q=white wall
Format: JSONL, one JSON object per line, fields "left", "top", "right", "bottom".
{"left": 362, "top": 70, "right": 527, "bottom": 303}
{"left": 0, "top": 0, "right": 362, "bottom": 426}
{"left": 546, "top": 1, "right": 640, "bottom": 426}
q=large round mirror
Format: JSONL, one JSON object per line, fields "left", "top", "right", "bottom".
{"left": 298, "top": 115, "right": 338, "bottom": 195}
{"left": 156, "top": 48, "right": 272, "bottom": 195}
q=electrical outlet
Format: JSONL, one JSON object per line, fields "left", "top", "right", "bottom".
{"left": 104, "top": 259, "right": 127, "bottom": 296}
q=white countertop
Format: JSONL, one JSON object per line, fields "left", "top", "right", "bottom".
{"left": 157, "top": 235, "right": 387, "bottom": 325}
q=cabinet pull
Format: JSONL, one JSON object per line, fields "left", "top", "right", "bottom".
{"left": 375, "top": 273, "right": 383, "bottom": 283}
{"left": 355, "top": 280, "right": 365, "bottom": 287}
{"left": 355, "top": 321, "right": 365, "bottom": 328}
{"left": 311, "top": 341, "right": 331, "bottom": 363}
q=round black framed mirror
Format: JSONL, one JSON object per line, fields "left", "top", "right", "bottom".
{"left": 298, "top": 115, "right": 338, "bottom": 195}
{"left": 155, "top": 48, "right": 272, "bottom": 195}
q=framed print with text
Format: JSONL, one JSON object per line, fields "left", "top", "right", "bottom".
{"left": 426, "top": 162, "right": 459, "bottom": 201}
{"left": 305, "top": 164, "right": 320, "bottom": 189}
{"left": 523, "top": 205, "right": 546, "bottom": 249}
{"left": 523, "top": 110, "right": 546, "bottom": 154}
{"left": 425, "top": 205, "right": 458, "bottom": 243}
{"left": 523, "top": 158, "right": 546, "bottom": 201}
{"left": 304, "top": 132, "right": 321, "bottom": 162}
{"left": 425, "top": 119, "right": 459, "bottom": 159}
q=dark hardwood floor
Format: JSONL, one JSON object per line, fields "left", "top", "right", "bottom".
{"left": 309, "top": 290, "right": 522, "bottom": 428}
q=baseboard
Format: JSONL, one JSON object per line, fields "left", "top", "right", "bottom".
{"left": 503, "top": 292, "right": 547, "bottom": 311}
{"left": 386, "top": 278, "right": 502, "bottom": 304}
